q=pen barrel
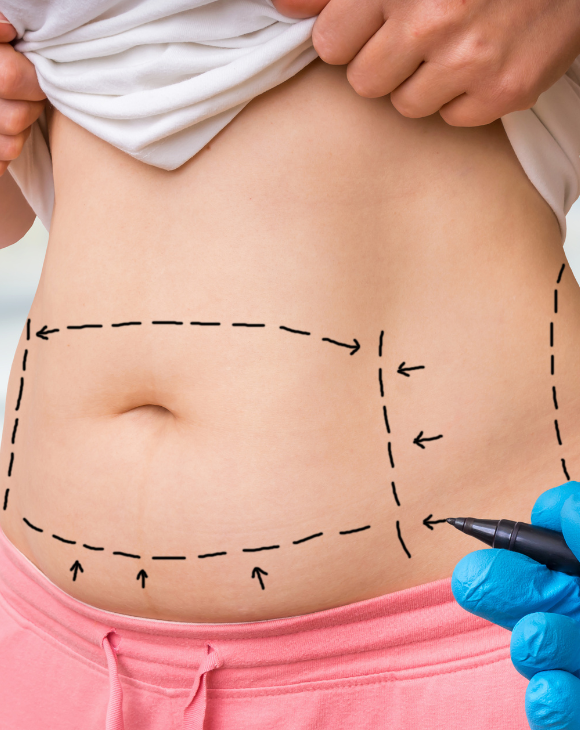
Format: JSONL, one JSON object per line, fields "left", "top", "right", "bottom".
{"left": 498, "top": 521, "right": 580, "bottom": 577}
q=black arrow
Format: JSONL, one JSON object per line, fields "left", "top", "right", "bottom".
{"left": 70, "top": 560, "right": 83, "bottom": 581}
{"left": 397, "top": 361, "right": 425, "bottom": 377}
{"left": 413, "top": 431, "right": 443, "bottom": 449}
{"left": 252, "top": 567, "right": 268, "bottom": 590}
{"left": 136, "top": 569, "right": 148, "bottom": 589}
{"left": 36, "top": 325, "right": 60, "bottom": 341}
{"left": 321, "top": 337, "right": 360, "bottom": 355}
{"left": 423, "top": 514, "right": 448, "bottom": 531}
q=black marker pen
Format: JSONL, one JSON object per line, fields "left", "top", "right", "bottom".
{"left": 447, "top": 517, "right": 580, "bottom": 577}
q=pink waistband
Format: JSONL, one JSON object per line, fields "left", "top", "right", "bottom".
{"left": 0, "top": 526, "right": 508, "bottom": 691}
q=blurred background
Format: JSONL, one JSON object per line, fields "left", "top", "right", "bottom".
{"left": 2, "top": 208, "right": 580, "bottom": 437}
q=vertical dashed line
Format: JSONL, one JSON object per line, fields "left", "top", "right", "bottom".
{"left": 379, "top": 330, "right": 384, "bottom": 358}
{"left": 555, "top": 420, "right": 563, "bottom": 446}
{"left": 396, "top": 520, "right": 411, "bottom": 558}
{"left": 551, "top": 265, "right": 571, "bottom": 479}
{"left": 7, "top": 453, "right": 14, "bottom": 477}
{"left": 551, "top": 355, "right": 555, "bottom": 375}
{"left": 554, "top": 290, "right": 558, "bottom": 314}
{"left": 388, "top": 442, "right": 395, "bottom": 469}
{"left": 378, "top": 368, "right": 384, "bottom": 398}
{"left": 557, "top": 264, "right": 566, "bottom": 284}
{"left": 552, "top": 386, "right": 559, "bottom": 410}
{"left": 391, "top": 481, "right": 400, "bottom": 507}
{"left": 550, "top": 322, "right": 554, "bottom": 348}
{"left": 11, "top": 419, "right": 18, "bottom": 445}
{"left": 22, "top": 349, "right": 28, "bottom": 372}
{"left": 383, "top": 405, "right": 391, "bottom": 434}
{"left": 2, "top": 489, "right": 8, "bottom": 511}
{"left": 15, "top": 378, "right": 24, "bottom": 411}
{"left": 562, "top": 458, "right": 570, "bottom": 481}
{"left": 26, "top": 319, "right": 30, "bottom": 341}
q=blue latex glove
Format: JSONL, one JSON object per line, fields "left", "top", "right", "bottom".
{"left": 452, "top": 482, "right": 580, "bottom": 730}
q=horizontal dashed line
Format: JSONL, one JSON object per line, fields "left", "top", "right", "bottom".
{"left": 198, "top": 552, "right": 227, "bottom": 559}
{"left": 23, "top": 517, "right": 43, "bottom": 533}
{"left": 152, "top": 321, "right": 183, "bottom": 326}
{"left": 151, "top": 556, "right": 186, "bottom": 561}
{"left": 52, "top": 534, "right": 76, "bottom": 545}
{"left": 190, "top": 322, "right": 220, "bottom": 326}
{"left": 242, "top": 545, "right": 280, "bottom": 552}
{"left": 232, "top": 323, "right": 266, "bottom": 328}
{"left": 280, "top": 326, "right": 310, "bottom": 336}
{"left": 339, "top": 525, "right": 371, "bottom": 535}
{"left": 111, "top": 322, "right": 142, "bottom": 328}
{"left": 67, "top": 324, "right": 103, "bottom": 330}
{"left": 83, "top": 544, "right": 105, "bottom": 552}
{"left": 113, "top": 551, "right": 141, "bottom": 559}
{"left": 293, "top": 532, "right": 323, "bottom": 545}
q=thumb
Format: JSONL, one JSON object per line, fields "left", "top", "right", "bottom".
{"left": 0, "top": 13, "right": 17, "bottom": 44}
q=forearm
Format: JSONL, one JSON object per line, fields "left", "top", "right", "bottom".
{"left": 0, "top": 170, "right": 35, "bottom": 248}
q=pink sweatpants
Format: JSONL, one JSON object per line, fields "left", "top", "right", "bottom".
{"left": 0, "top": 526, "right": 528, "bottom": 730}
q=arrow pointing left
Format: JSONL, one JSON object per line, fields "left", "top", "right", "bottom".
{"left": 413, "top": 431, "right": 443, "bottom": 449}
{"left": 423, "top": 514, "right": 448, "bottom": 531}
{"left": 36, "top": 325, "right": 60, "bottom": 341}
{"left": 70, "top": 560, "right": 83, "bottom": 581}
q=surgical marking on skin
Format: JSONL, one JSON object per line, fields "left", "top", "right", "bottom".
{"left": 383, "top": 404, "right": 391, "bottom": 434}
{"left": 112, "top": 322, "right": 142, "bottom": 328}
{"left": 22, "top": 349, "right": 28, "bottom": 371}
{"left": 322, "top": 336, "right": 360, "bottom": 355}
{"left": 391, "top": 481, "right": 400, "bottom": 507}
{"left": 388, "top": 442, "right": 395, "bottom": 468}
{"left": 339, "top": 525, "right": 371, "bottom": 535}
{"left": 553, "top": 386, "right": 559, "bottom": 410}
{"left": 555, "top": 419, "right": 563, "bottom": 446}
{"left": 242, "top": 545, "right": 280, "bottom": 553}
{"left": 67, "top": 324, "right": 103, "bottom": 330}
{"left": 293, "top": 532, "right": 323, "bottom": 545}
{"left": 379, "top": 368, "right": 384, "bottom": 397}
{"left": 113, "top": 551, "right": 141, "bottom": 559}
{"left": 551, "top": 354, "right": 555, "bottom": 375}
{"left": 23, "top": 517, "right": 43, "bottom": 533}
{"left": 198, "top": 552, "right": 227, "bottom": 558}
{"left": 379, "top": 330, "right": 384, "bottom": 357}
{"left": 152, "top": 556, "right": 186, "bottom": 560}
{"left": 52, "top": 534, "right": 76, "bottom": 545}
{"left": 190, "top": 322, "right": 221, "bottom": 326}
{"left": 10, "top": 419, "right": 17, "bottom": 445}
{"left": 26, "top": 318, "right": 30, "bottom": 341}
{"left": 280, "top": 326, "right": 310, "bottom": 336}
{"left": 232, "top": 323, "right": 265, "bottom": 327}
{"left": 396, "top": 520, "right": 412, "bottom": 559}
{"left": 7, "top": 453, "right": 14, "bottom": 477}
{"left": 562, "top": 458, "right": 571, "bottom": 481}
{"left": 83, "top": 544, "right": 105, "bottom": 551}
{"left": 15, "top": 377, "right": 24, "bottom": 411}
{"left": 550, "top": 322, "right": 554, "bottom": 347}
{"left": 554, "top": 290, "right": 559, "bottom": 314}
{"left": 152, "top": 321, "right": 183, "bottom": 326}
{"left": 558, "top": 264, "right": 566, "bottom": 284}
{"left": 2, "top": 489, "right": 8, "bottom": 511}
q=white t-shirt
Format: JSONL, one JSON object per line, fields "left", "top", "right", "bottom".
{"left": 2, "top": 0, "right": 580, "bottom": 239}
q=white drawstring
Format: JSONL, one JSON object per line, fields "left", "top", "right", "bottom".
{"left": 183, "top": 644, "right": 223, "bottom": 730}
{"left": 102, "top": 631, "right": 125, "bottom": 730}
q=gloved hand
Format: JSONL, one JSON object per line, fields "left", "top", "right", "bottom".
{"left": 452, "top": 481, "right": 580, "bottom": 730}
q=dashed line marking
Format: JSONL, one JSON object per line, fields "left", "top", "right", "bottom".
{"left": 112, "top": 322, "right": 142, "bottom": 328}
{"left": 555, "top": 290, "right": 558, "bottom": 314}
{"left": 232, "top": 323, "right": 265, "bottom": 328}
{"left": 339, "top": 525, "right": 371, "bottom": 535}
{"left": 396, "top": 520, "right": 411, "bottom": 558}
{"left": 83, "top": 544, "right": 105, "bottom": 552}
{"left": 15, "top": 377, "right": 24, "bottom": 411}
{"left": 379, "top": 368, "right": 384, "bottom": 398}
{"left": 557, "top": 263, "right": 566, "bottom": 284}
{"left": 379, "top": 330, "right": 384, "bottom": 357}
{"left": 67, "top": 324, "right": 103, "bottom": 330}
{"left": 23, "top": 517, "right": 43, "bottom": 533}
{"left": 242, "top": 545, "right": 280, "bottom": 553}
{"left": 7, "top": 453, "right": 14, "bottom": 477}
{"left": 292, "top": 532, "right": 323, "bottom": 545}
{"left": 550, "top": 322, "right": 554, "bottom": 347}
{"left": 562, "top": 458, "right": 571, "bottom": 480}
{"left": 3, "top": 489, "right": 9, "bottom": 511}
{"left": 152, "top": 321, "right": 183, "bottom": 326}
{"left": 388, "top": 442, "right": 395, "bottom": 469}
{"left": 553, "top": 386, "right": 559, "bottom": 410}
{"left": 22, "top": 349, "right": 28, "bottom": 371}
{"left": 152, "top": 556, "right": 186, "bottom": 560}
{"left": 113, "top": 551, "right": 141, "bottom": 559}
{"left": 52, "top": 534, "right": 76, "bottom": 545}
{"left": 551, "top": 354, "right": 555, "bottom": 375}
{"left": 190, "top": 322, "right": 221, "bottom": 326}
{"left": 391, "top": 481, "right": 400, "bottom": 507}
{"left": 555, "top": 419, "right": 563, "bottom": 446}
{"left": 383, "top": 404, "right": 391, "bottom": 434}
{"left": 198, "top": 552, "right": 227, "bottom": 559}
{"left": 26, "top": 318, "right": 30, "bottom": 341}
{"left": 10, "top": 419, "right": 18, "bottom": 445}
{"left": 280, "top": 326, "right": 310, "bottom": 336}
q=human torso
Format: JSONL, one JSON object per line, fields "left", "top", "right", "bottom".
{"left": 1, "top": 61, "right": 579, "bottom": 622}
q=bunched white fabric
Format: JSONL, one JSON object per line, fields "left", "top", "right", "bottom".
{"left": 3, "top": 0, "right": 580, "bottom": 239}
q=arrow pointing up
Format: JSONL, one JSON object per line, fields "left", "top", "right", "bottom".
{"left": 137, "top": 569, "right": 148, "bottom": 589}
{"left": 423, "top": 514, "right": 448, "bottom": 531}
{"left": 413, "top": 431, "right": 443, "bottom": 449}
{"left": 36, "top": 325, "right": 60, "bottom": 341}
{"left": 70, "top": 560, "right": 83, "bottom": 581}
{"left": 397, "top": 362, "right": 425, "bottom": 377}
{"left": 252, "top": 567, "right": 268, "bottom": 590}
{"left": 321, "top": 337, "right": 360, "bottom": 355}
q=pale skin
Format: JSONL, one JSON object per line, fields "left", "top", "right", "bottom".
{"left": 0, "top": 1, "right": 579, "bottom": 627}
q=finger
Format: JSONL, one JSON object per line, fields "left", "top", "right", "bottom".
{"left": 272, "top": 0, "right": 330, "bottom": 19}
{"left": 561, "top": 496, "right": 580, "bottom": 562}
{"left": 0, "top": 44, "right": 46, "bottom": 102}
{"left": 438, "top": 91, "right": 512, "bottom": 127}
{"left": 0, "top": 127, "right": 30, "bottom": 162}
{"left": 531, "top": 483, "right": 580, "bottom": 532}
{"left": 0, "top": 13, "right": 17, "bottom": 44}
{"left": 451, "top": 549, "right": 580, "bottom": 629}
{"left": 0, "top": 160, "right": 9, "bottom": 176}
{"left": 390, "top": 60, "right": 468, "bottom": 119}
{"left": 512, "top": 613, "right": 580, "bottom": 680}
{"left": 346, "top": 19, "right": 424, "bottom": 98}
{"left": 313, "top": 0, "right": 385, "bottom": 65}
{"left": 526, "top": 671, "right": 580, "bottom": 730}
{"left": 0, "top": 98, "right": 45, "bottom": 136}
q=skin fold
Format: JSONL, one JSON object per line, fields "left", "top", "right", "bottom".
{"left": 0, "top": 60, "right": 579, "bottom": 622}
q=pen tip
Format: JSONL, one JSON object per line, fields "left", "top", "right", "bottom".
{"left": 446, "top": 518, "right": 455, "bottom": 526}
